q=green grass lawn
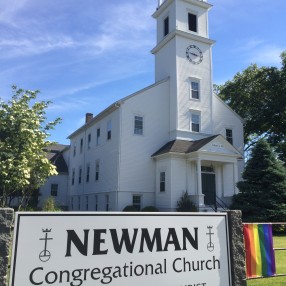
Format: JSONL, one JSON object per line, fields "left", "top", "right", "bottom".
{"left": 247, "top": 235, "right": 286, "bottom": 286}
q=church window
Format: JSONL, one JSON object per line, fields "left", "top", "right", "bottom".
{"left": 191, "top": 81, "right": 200, "bottom": 99}
{"left": 79, "top": 167, "right": 82, "bottom": 184}
{"left": 86, "top": 163, "right": 90, "bottom": 183}
{"left": 191, "top": 113, "right": 200, "bottom": 132}
{"left": 160, "top": 172, "right": 166, "bottom": 192}
{"left": 133, "top": 195, "right": 141, "bottom": 211}
{"left": 86, "top": 196, "right": 89, "bottom": 211}
{"left": 80, "top": 138, "right": 83, "bottom": 153}
{"left": 95, "top": 195, "right": 98, "bottom": 211}
{"left": 73, "top": 143, "right": 76, "bottom": 157}
{"left": 71, "top": 197, "right": 74, "bottom": 210}
{"left": 188, "top": 13, "right": 197, "bottom": 32}
{"left": 107, "top": 120, "right": 112, "bottom": 140}
{"left": 96, "top": 128, "right": 101, "bottom": 145}
{"left": 226, "top": 129, "right": 233, "bottom": 145}
{"left": 51, "top": 184, "right": 58, "bottom": 196}
{"left": 72, "top": 169, "right": 75, "bottom": 185}
{"left": 134, "top": 116, "right": 143, "bottom": 135}
{"left": 106, "top": 195, "right": 109, "bottom": 211}
{"left": 164, "top": 16, "right": 169, "bottom": 36}
{"left": 87, "top": 133, "right": 91, "bottom": 149}
{"left": 95, "top": 161, "right": 100, "bottom": 181}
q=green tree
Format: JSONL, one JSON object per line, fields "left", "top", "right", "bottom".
{"left": 231, "top": 139, "right": 286, "bottom": 222}
{"left": 0, "top": 86, "right": 61, "bottom": 208}
{"left": 216, "top": 52, "right": 286, "bottom": 161}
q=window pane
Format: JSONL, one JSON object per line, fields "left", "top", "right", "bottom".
{"left": 96, "top": 128, "right": 101, "bottom": 145}
{"left": 226, "top": 129, "right": 233, "bottom": 144}
{"left": 191, "top": 114, "right": 200, "bottom": 132}
{"left": 107, "top": 121, "right": 112, "bottom": 140}
{"left": 160, "top": 172, "right": 166, "bottom": 192}
{"left": 51, "top": 184, "right": 58, "bottom": 196}
{"left": 188, "top": 13, "right": 197, "bottom": 32}
{"left": 133, "top": 195, "right": 141, "bottom": 211}
{"left": 164, "top": 16, "right": 169, "bottom": 36}
{"left": 134, "top": 116, "right": 143, "bottom": 135}
{"left": 191, "top": 82, "right": 199, "bottom": 99}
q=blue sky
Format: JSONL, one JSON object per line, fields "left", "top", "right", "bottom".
{"left": 1, "top": 0, "right": 285, "bottom": 144}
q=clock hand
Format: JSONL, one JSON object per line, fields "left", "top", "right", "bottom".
{"left": 190, "top": 52, "right": 198, "bottom": 57}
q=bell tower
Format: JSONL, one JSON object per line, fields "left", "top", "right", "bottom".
{"left": 151, "top": 0, "right": 215, "bottom": 140}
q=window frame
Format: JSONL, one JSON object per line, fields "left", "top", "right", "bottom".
{"left": 95, "top": 161, "right": 100, "bottom": 181}
{"left": 188, "top": 12, "right": 197, "bottom": 32}
{"left": 132, "top": 195, "right": 141, "bottom": 211}
{"left": 87, "top": 133, "right": 91, "bottom": 149}
{"left": 78, "top": 167, "right": 82, "bottom": 184}
{"left": 50, "top": 183, "right": 58, "bottom": 197}
{"left": 107, "top": 120, "right": 112, "bottom": 140}
{"left": 163, "top": 16, "right": 169, "bottom": 37}
{"left": 72, "top": 169, "right": 75, "bottom": 186}
{"left": 159, "top": 172, "right": 166, "bottom": 192}
{"left": 190, "top": 111, "right": 201, "bottom": 133}
{"left": 86, "top": 163, "right": 90, "bottom": 183}
{"left": 80, "top": 138, "right": 83, "bottom": 153}
{"left": 106, "top": 195, "right": 109, "bottom": 211}
{"left": 226, "top": 128, "right": 233, "bottom": 145}
{"left": 134, "top": 115, "right": 144, "bottom": 135}
{"left": 95, "top": 195, "right": 98, "bottom": 211}
{"left": 96, "top": 128, "right": 101, "bottom": 146}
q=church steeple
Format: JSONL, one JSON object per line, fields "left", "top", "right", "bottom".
{"left": 151, "top": 0, "right": 215, "bottom": 140}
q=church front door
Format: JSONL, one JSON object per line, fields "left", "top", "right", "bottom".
{"left": 202, "top": 173, "right": 216, "bottom": 206}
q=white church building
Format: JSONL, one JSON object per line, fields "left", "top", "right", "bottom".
{"left": 47, "top": 0, "right": 244, "bottom": 212}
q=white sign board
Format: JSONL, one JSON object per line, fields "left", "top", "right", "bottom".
{"left": 10, "top": 212, "right": 232, "bottom": 286}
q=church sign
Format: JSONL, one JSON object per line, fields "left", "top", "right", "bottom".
{"left": 10, "top": 213, "right": 231, "bottom": 286}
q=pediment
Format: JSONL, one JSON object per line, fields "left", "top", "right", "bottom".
{"left": 197, "top": 135, "right": 241, "bottom": 157}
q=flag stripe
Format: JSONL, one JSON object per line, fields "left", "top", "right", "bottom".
{"left": 243, "top": 223, "right": 276, "bottom": 278}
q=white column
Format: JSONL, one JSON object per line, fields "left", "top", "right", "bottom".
{"left": 197, "top": 158, "right": 202, "bottom": 195}
{"left": 233, "top": 162, "right": 239, "bottom": 194}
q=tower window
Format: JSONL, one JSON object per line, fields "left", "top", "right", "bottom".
{"left": 188, "top": 13, "right": 197, "bottom": 32}
{"left": 164, "top": 16, "right": 169, "bottom": 36}
{"left": 191, "top": 113, "right": 200, "bottom": 132}
{"left": 191, "top": 81, "right": 200, "bottom": 99}
{"left": 226, "top": 129, "right": 233, "bottom": 145}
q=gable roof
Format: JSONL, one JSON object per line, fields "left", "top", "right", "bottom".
{"left": 152, "top": 135, "right": 219, "bottom": 157}
{"left": 44, "top": 144, "right": 69, "bottom": 173}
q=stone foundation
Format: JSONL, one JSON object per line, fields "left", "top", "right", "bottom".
{"left": 0, "top": 208, "right": 14, "bottom": 286}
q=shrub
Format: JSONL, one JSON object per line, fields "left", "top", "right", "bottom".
{"left": 176, "top": 191, "right": 197, "bottom": 212}
{"left": 141, "top": 206, "right": 159, "bottom": 212}
{"left": 122, "top": 205, "right": 137, "bottom": 212}
{"left": 42, "top": 197, "right": 62, "bottom": 212}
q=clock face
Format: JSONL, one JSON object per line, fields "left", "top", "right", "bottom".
{"left": 186, "top": 45, "right": 203, "bottom": 64}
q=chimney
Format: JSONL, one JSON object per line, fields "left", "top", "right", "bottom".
{"left": 85, "top": 113, "right": 93, "bottom": 124}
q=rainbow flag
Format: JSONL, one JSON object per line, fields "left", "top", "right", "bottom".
{"left": 243, "top": 224, "right": 276, "bottom": 278}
